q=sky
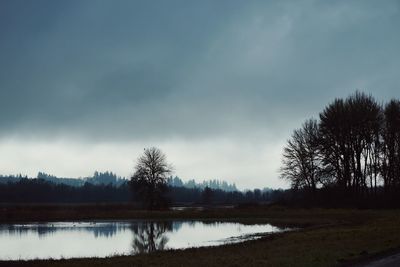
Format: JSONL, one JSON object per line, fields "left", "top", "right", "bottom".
{"left": 0, "top": 0, "right": 399, "bottom": 189}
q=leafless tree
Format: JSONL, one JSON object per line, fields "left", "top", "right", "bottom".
{"left": 319, "top": 92, "right": 383, "bottom": 195}
{"left": 280, "top": 119, "right": 321, "bottom": 192}
{"left": 382, "top": 100, "right": 400, "bottom": 191}
{"left": 280, "top": 92, "right": 400, "bottom": 205}
{"left": 130, "top": 147, "right": 173, "bottom": 209}
{"left": 131, "top": 221, "right": 172, "bottom": 253}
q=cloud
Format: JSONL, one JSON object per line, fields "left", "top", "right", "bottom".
{"left": 0, "top": 1, "right": 398, "bottom": 139}
{"left": 0, "top": 1, "right": 399, "bottom": 187}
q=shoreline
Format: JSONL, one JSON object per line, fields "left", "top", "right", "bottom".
{"left": 1, "top": 207, "right": 400, "bottom": 266}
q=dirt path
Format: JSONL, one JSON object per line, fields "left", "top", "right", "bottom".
{"left": 358, "top": 253, "right": 400, "bottom": 267}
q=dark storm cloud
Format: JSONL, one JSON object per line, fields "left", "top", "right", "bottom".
{"left": 1, "top": 0, "right": 400, "bottom": 141}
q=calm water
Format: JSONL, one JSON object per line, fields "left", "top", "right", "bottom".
{"left": 0, "top": 221, "right": 289, "bottom": 260}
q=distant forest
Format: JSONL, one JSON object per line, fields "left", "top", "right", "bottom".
{"left": 0, "top": 171, "right": 238, "bottom": 191}
{"left": 280, "top": 92, "right": 400, "bottom": 207}
{"left": 0, "top": 172, "right": 284, "bottom": 204}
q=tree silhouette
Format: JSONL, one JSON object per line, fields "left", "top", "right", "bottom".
{"left": 278, "top": 91, "right": 400, "bottom": 206}
{"left": 280, "top": 118, "right": 321, "bottom": 192}
{"left": 382, "top": 99, "right": 400, "bottom": 192}
{"left": 130, "top": 147, "right": 173, "bottom": 210}
{"left": 202, "top": 186, "right": 213, "bottom": 204}
{"left": 131, "top": 221, "right": 172, "bottom": 253}
{"left": 319, "top": 92, "right": 383, "bottom": 195}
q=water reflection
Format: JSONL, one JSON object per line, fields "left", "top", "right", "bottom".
{"left": 0, "top": 221, "right": 289, "bottom": 260}
{"left": 0, "top": 222, "right": 127, "bottom": 238}
{"left": 131, "top": 221, "right": 172, "bottom": 253}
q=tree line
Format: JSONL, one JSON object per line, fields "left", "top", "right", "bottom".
{"left": 1, "top": 173, "right": 238, "bottom": 192}
{"left": 0, "top": 176, "right": 284, "bottom": 204}
{"left": 129, "top": 147, "right": 287, "bottom": 209}
{"left": 168, "top": 176, "right": 238, "bottom": 192}
{"left": 280, "top": 91, "right": 400, "bottom": 207}
{"left": 0, "top": 179, "right": 132, "bottom": 203}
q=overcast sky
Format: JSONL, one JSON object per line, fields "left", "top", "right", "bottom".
{"left": 0, "top": 0, "right": 399, "bottom": 189}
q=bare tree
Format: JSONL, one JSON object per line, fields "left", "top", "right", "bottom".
{"left": 279, "top": 92, "right": 400, "bottom": 206}
{"left": 202, "top": 186, "right": 213, "bottom": 205}
{"left": 280, "top": 119, "right": 321, "bottom": 192}
{"left": 130, "top": 147, "right": 173, "bottom": 209}
{"left": 319, "top": 92, "right": 383, "bottom": 195}
{"left": 131, "top": 221, "right": 172, "bottom": 253}
{"left": 382, "top": 100, "right": 400, "bottom": 191}
{"left": 319, "top": 98, "right": 350, "bottom": 189}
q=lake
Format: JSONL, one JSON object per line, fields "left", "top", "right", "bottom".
{"left": 0, "top": 220, "right": 289, "bottom": 260}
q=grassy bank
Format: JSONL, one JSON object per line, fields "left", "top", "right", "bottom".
{"left": 1, "top": 206, "right": 400, "bottom": 266}
{"left": 0, "top": 203, "right": 355, "bottom": 225}
{"left": 0, "top": 203, "right": 377, "bottom": 225}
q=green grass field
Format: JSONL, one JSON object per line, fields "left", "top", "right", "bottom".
{"left": 1, "top": 205, "right": 400, "bottom": 267}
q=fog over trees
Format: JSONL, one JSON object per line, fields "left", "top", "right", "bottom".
{"left": 5, "top": 91, "right": 400, "bottom": 207}
{"left": 0, "top": 177, "right": 283, "bottom": 204}
{"left": 0, "top": 172, "right": 238, "bottom": 192}
{"left": 0, "top": 150, "right": 280, "bottom": 204}
{"left": 167, "top": 176, "right": 237, "bottom": 192}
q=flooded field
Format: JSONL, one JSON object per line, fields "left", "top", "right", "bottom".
{"left": 0, "top": 220, "right": 289, "bottom": 260}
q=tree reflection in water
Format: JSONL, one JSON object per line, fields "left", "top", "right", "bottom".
{"left": 131, "top": 221, "right": 173, "bottom": 253}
